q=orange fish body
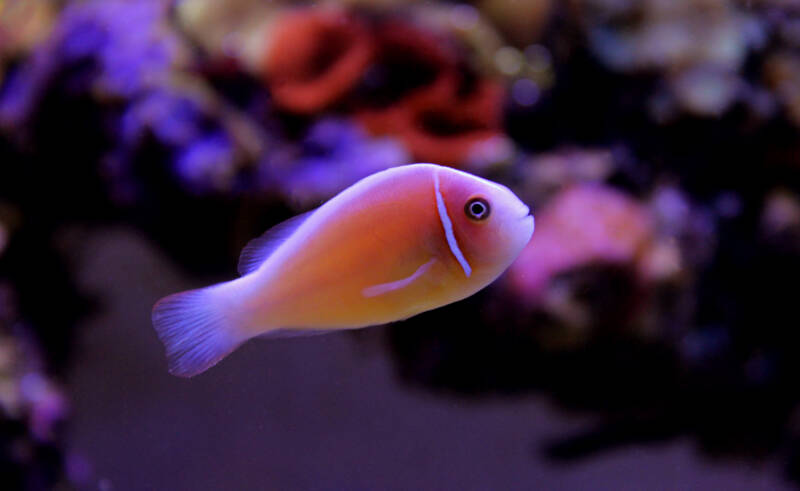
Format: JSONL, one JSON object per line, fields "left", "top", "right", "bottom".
{"left": 153, "top": 164, "right": 534, "bottom": 377}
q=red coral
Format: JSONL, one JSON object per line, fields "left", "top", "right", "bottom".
{"left": 356, "top": 22, "right": 505, "bottom": 166}
{"left": 263, "top": 10, "right": 505, "bottom": 167}
{"left": 359, "top": 74, "right": 504, "bottom": 165}
{"left": 263, "top": 9, "right": 373, "bottom": 114}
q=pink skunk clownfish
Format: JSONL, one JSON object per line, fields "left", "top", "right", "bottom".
{"left": 152, "top": 163, "right": 534, "bottom": 377}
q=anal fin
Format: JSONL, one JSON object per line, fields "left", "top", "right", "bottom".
{"left": 259, "top": 328, "right": 334, "bottom": 339}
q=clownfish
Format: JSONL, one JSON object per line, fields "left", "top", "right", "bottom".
{"left": 152, "top": 164, "right": 534, "bottom": 377}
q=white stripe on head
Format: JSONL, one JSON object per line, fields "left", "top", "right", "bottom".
{"left": 433, "top": 171, "right": 472, "bottom": 277}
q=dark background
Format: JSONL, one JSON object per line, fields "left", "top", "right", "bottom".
{"left": 2, "top": 0, "right": 800, "bottom": 489}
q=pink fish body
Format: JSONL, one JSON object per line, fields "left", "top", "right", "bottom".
{"left": 152, "top": 164, "right": 534, "bottom": 377}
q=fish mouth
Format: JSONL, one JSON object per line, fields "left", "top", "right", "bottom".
{"left": 518, "top": 205, "right": 531, "bottom": 219}
{"left": 519, "top": 213, "right": 535, "bottom": 239}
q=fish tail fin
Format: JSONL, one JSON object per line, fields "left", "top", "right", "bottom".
{"left": 151, "top": 284, "right": 247, "bottom": 377}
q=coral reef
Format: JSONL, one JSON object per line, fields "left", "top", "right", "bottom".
{"left": 4, "top": 0, "right": 800, "bottom": 485}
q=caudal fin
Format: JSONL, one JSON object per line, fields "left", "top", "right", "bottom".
{"left": 151, "top": 286, "right": 245, "bottom": 377}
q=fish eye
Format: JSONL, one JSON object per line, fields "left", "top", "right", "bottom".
{"left": 465, "top": 197, "right": 491, "bottom": 221}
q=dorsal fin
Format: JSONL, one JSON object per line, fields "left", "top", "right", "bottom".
{"left": 237, "top": 210, "right": 315, "bottom": 275}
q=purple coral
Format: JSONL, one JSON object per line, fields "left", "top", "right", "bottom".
{"left": 262, "top": 118, "right": 408, "bottom": 208}
{"left": 0, "top": 0, "right": 184, "bottom": 130}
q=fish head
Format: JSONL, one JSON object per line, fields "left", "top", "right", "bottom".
{"left": 436, "top": 167, "right": 535, "bottom": 277}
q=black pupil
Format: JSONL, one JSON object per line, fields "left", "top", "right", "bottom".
{"left": 466, "top": 198, "right": 490, "bottom": 220}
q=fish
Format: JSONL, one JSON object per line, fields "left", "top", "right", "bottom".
{"left": 152, "top": 163, "right": 535, "bottom": 377}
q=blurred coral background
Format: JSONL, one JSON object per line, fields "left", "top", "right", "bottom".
{"left": 2, "top": 0, "right": 800, "bottom": 489}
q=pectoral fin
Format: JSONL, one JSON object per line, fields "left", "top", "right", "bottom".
{"left": 362, "top": 258, "right": 437, "bottom": 298}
